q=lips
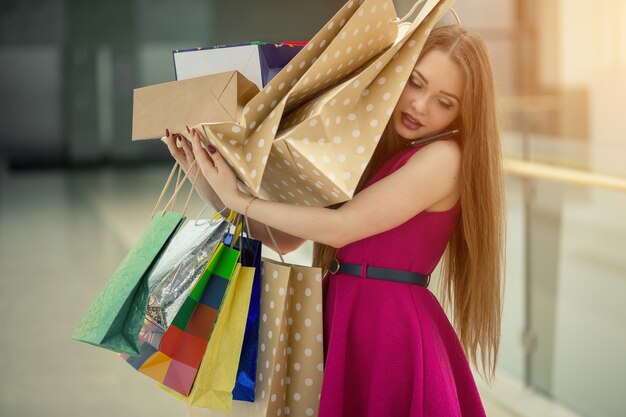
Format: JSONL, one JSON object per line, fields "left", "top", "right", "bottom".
{"left": 400, "top": 112, "right": 423, "bottom": 130}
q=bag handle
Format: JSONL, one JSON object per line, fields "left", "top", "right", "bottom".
{"left": 150, "top": 159, "right": 200, "bottom": 220}
{"left": 392, "top": 0, "right": 461, "bottom": 25}
{"left": 193, "top": 202, "right": 229, "bottom": 226}
{"left": 264, "top": 224, "right": 286, "bottom": 264}
{"left": 450, "top": 8, "right": 461, "bottom": 25}
{"left": 236, "top": 181, "right": 287, "bottom": 264}
{"left": 150, "top": 162, "right": 178, "bottom": 219}
{"left": 392, "top": 0, "right": 426, "bottom": 23}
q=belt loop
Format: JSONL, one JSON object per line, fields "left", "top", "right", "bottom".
{"left": 361, "top": 261, "right": 368, "bottom": 278}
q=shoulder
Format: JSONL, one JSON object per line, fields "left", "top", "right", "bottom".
{"left": 335, "top": 139, "right": 462, "bottom": 245}
{"left": 404, "top": 139, "right": 462, "bottom": 174}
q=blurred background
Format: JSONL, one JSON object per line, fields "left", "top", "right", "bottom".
{"left": 1, "top": 0, "right": 625, "bottom": 417}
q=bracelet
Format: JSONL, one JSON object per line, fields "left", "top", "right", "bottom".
{"left": 244, "top": 196, "right": 258, "bottom": 219}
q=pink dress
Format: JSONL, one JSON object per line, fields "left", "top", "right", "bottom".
{"left": 319, "top": 142, "right": 487, "bottom": 417}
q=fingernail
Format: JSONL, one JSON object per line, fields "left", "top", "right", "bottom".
{"left": 186, "top": 125, "right": 190, "bottom": 133}
{"left": 208, "top": 145, "right": 216, "bottom": 154}
{"left": 166, "top": 128, "right": 170, "bottom": 137}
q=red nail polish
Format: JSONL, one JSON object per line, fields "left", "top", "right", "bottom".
{"left": 166, "top": 128, "right": 170, "bottom": 137}
{"left": 208, "top": 145, "right": 217, "bottom": 154}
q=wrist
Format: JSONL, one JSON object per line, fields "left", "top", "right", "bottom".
{"left": 225, "top": 191, "right": 251, "bottom": 214}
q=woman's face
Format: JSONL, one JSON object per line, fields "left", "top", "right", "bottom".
{"left": 390, "top": 48, "right": 465, "bottom": 141}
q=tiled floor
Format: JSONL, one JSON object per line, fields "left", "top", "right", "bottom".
{"left": 0, "top": 166, "right": 584, "bottom": 417}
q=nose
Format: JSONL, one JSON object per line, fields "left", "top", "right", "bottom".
{"left": 411, "top": 94, "right": 429, "bottom": 115}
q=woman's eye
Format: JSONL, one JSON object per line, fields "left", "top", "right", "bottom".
{"left": 439, "top": 100, "right": 453, "bottom": 109}
{"left": 410, "top": 79, "right": 423, "bottom": 89}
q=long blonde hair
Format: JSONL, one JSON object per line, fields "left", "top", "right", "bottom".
{"left": 313, "top": 25, "right": 506, "bottom": 384}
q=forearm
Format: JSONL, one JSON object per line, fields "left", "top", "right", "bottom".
{"left": 246, "top": 218, "right": 306, "bottom": 255}
{"left": 230, "top": 192, "right": 344, "bottom": 248}
{"left": 197, "top": 187, "right": 227, "bottom": 212}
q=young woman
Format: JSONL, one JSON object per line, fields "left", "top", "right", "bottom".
{"left": 166, "top": 24, "right": 504, "bottom": 417}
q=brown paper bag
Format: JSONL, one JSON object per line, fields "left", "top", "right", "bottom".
{"left": 184, "top": 0, "right": 453, "bottom": 206}
{"left": 262, "top": 0, "right": 455, "bottom": 206}
{"left": 190, "top": 259, "right": 324, "bottom": 417}
{"left": 131, "top": 71, "right": 259, "bottom": 140}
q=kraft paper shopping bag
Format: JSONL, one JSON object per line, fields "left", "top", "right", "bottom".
{"left": 132, "top": 71, "right": 259, "bottom": 141}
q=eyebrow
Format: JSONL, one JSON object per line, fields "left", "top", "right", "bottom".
{"left": 413, "top": 70, "right": 461, "bottom": 103}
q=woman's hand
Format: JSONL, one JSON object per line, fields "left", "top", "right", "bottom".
{"left": 189, "top": 128, "right": 248, "bottom": 212}
{"left": 164, "top": 128, "right": 226, "bottom": 211}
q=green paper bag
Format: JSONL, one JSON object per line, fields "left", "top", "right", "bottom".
{"left": 73, "top": 211, "right": 184, "bottom": 354}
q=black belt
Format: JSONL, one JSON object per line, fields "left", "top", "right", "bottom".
{"left": 327, "top": 259, "right": 430, "bottom": 287}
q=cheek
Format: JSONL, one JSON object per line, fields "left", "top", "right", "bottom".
{"left": 439, "top": 106, "right": 460, "bottom": 122}
{"left": 392, "top": 90, "right": 414, "bottom": 117}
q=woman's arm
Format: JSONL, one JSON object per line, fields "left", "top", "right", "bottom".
{"left": 193, "top": 130, "right": 461, "bottom": 249}
{"left": 247, "top": 219, "right": 307, "bottom": 255}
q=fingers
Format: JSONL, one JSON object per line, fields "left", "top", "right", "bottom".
{"left": 190, "top": 128, "right": 216, "bottom": 178}
{"left": 164, "top": 129, "right": 186, "bottom": 165}
{"left": 165, "top": 128, "right": 201, "bottom": 176}
{"left": 179, "top": 129, "right": 196, "bottom": 166}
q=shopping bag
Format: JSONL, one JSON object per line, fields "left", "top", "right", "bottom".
{"left": 231, "top": 234, "right": 263, "bottom": 402}
{"left": 180, "top": 0, "right": 452, "bottom": 206}
{"left": 173, "top": 42, "right": 304, "bottom": 89}
{"left": 123, "top": 241, "right": 241, "bottom": 396}
{"left": 262, "top": 0, "right": 455, "bottom": 206}
{"left": 191, "top": 260, "right": 324, "bottom": 417}
{"left": 158, "top": 249, "right": 255, "bottom": 410}
{"left": 72, "top": 211, "right": 183, "bottom": 354}
{"left": 131, "top": 71, "right": 260, "bottom": 140}
{"left": 179, "top": 262, "right": 255, "bottom": 410}
{"left": 257, "top": 261, "right": 324, "bottom": 417}
{"left": 73, "top": 163, "right": 193, "bottom": 354}
{"left": 145, "top": 215, "right": 230, "bottom": 332}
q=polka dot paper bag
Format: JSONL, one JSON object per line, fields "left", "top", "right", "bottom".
{"left": 185, "top": 0, "right": 453, "bottom": 207}
{"left": 190, "top": 260, "right": 324, "bottom": 417}
{"left": 185, "top": 0, "right": 398, "bottom": 197}
{"left": 261, "top": 0, "right": 455, "bottom": 206}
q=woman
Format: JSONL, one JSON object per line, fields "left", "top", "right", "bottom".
{"left": 166, "top": 24, "right": 504, "bottom": 417}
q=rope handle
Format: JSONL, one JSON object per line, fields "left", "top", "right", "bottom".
{"left": 150, "top": 159, "right": 200, "bottom": 220}
{"left": 265, "top": 224, "right": 285, "bottom": 264}
{"left": 393, "top": 0, "right": 426, "bottom": 23}
{"left": 150, "top": 162, "right": 179, "bottom": 220}
{"left": 450, "top": 8, "right": 461, "bottom": 25}
{"left": 161, "top": 159, "right": 198, "bottom": 216}
{"left": 234, "top": 182, "right": 286, "bottom": 263}
{"left": 392, "top": 0, "right": 461, "bottom": 25}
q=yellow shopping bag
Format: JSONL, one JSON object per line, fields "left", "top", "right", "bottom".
{"left": 160, "top": 263, "right": 255, "bottom": 410}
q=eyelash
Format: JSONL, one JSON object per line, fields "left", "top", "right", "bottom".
{"left": 409, "top": 79, "right": 453, "bottom": 110}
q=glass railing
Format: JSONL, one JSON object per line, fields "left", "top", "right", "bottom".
{"left": 494, "top": 128, "right": 626, "bottom": 417}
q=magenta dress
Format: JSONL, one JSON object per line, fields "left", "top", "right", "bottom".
{"left": 318, "top": 142, "right": 487, "bottom": 417}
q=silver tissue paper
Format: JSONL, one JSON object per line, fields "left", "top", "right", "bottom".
{"left": 145, "top": 215, "right": 229, "bottom": 331}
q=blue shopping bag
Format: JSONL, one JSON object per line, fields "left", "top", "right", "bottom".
{"left": 223, "top": 229, "right": 262, "bottom": 401}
